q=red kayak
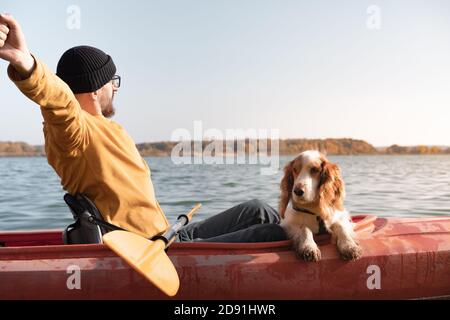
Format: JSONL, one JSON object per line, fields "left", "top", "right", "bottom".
{"left": 0, "top": 215, "right": 449, "bottom": 300}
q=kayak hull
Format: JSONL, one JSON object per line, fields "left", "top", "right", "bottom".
{"left": 0, "top": 215, "right": 449, "bottom": 300}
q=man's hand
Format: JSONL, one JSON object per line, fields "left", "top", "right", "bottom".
{"left": 0, "top": 13, "right": 35, "bottom": 79}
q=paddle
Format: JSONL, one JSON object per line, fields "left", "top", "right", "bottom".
{"left": 102, "top": 204, "right": 201, "bottom": 297}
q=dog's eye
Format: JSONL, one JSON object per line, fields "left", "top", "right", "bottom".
{"left": 293, "top": 167, "right": 299, "bottom": 174}
{"left": 310, "top": 167, "right": 319, "bottom": 175}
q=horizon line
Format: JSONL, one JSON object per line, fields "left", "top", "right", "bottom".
{"left": 1, "top": 138, "right": 449, "bottom": 149}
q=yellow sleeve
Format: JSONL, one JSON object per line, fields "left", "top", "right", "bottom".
{"left": 8, "top": 55, "right": 88, "bottom": 157}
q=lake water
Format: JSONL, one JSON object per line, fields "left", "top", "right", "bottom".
{"left": 0, "top": 155, "right": 449, "bottom": 231}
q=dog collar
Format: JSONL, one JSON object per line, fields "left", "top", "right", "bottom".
{"left": 291, "top": 206, "right": 317, "bottom": 216}
{"left": 291, "top": 205, "right": 328, "bottom": 235}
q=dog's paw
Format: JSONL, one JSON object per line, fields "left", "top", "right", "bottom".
{"left": 296, "top": 245, "right": 322, "bottom": 262}
{"left": 338, "top": 242, "right": 363, "bottom": 261}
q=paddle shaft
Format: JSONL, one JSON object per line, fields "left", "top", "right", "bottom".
{"left": 158, "top": 204, "right": 201, "bottom": 248}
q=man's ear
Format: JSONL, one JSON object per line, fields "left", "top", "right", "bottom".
{"left": 90, "top": 90, "right": 99, "bottom": 101}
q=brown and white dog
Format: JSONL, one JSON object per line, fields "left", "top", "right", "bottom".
{"left": 279, "top": 150, "right": 362, "bottom": 262}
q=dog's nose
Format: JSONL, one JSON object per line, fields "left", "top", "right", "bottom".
{"left": 294, "top": 187, "right": 304, "bottom": 197}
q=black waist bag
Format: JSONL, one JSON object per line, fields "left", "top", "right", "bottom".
{"left": 62, "top": 194, "right": 124, "bottom": 245}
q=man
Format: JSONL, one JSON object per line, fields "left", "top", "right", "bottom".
{"left": 0, "top": 14, "right": 286, "bottom": 242}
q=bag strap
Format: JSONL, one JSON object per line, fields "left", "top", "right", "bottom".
{"left": 64, "top": 193, "right": 127, "bottom": 234}
{"left": 87, "top": 215, "right": 126, "bottom": 232}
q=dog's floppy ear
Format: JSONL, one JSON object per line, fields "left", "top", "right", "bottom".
{"left": 279, "top": 160, "right": 295, "bottom": 219}
{"left": 318, "top": 159, "right": 345, "bottom": 219}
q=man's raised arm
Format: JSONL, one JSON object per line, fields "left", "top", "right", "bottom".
{"left": 0, "top": 13, "right": 87, "bottom": 157}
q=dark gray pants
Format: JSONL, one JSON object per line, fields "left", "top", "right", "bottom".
{"left": 177, "top": 199, "right": 288, "bottom": 243}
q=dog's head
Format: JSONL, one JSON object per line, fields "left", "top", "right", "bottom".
{"left": 279, "top": 150, "right": 345, "bottom": 220}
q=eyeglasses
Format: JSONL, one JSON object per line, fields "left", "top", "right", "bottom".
{"left": 111, "top": 75, "right": 121, "bottom": 88}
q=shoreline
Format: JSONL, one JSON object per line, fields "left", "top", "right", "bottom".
{"left": 2, "top": 153, "right": 450, "bottom": 158}
{"left": 1, "top": 138, "right": 449, "bottom": 157}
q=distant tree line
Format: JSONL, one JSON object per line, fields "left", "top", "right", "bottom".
{"left": 0, "top": 139, "right": 449, "bottom": 157}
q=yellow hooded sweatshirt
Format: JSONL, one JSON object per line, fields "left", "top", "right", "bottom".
{"left": 8, "top": 56, "right": 169, "bottom": 239}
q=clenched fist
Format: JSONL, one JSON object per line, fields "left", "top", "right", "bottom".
{"left": 0, "top": 13, "right": 35, "bottom": 78}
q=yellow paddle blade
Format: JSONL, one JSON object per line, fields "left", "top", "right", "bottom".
{"left": 103, "top": 230, "right": 180, "bottom": 297}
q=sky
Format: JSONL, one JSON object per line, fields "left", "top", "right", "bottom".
{"left": 1, "top": 0, "right": 450, "bottom": 146}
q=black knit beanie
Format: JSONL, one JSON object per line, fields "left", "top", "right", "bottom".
{"left": 56, "top": 46, "right": 116, "bottom": 94}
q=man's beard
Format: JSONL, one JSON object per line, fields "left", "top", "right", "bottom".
{"left": 101, "top": 102, "right": 116, "bottom": 118}
{"left": 101, "top": 92, "right": 116, "bottom": 118}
